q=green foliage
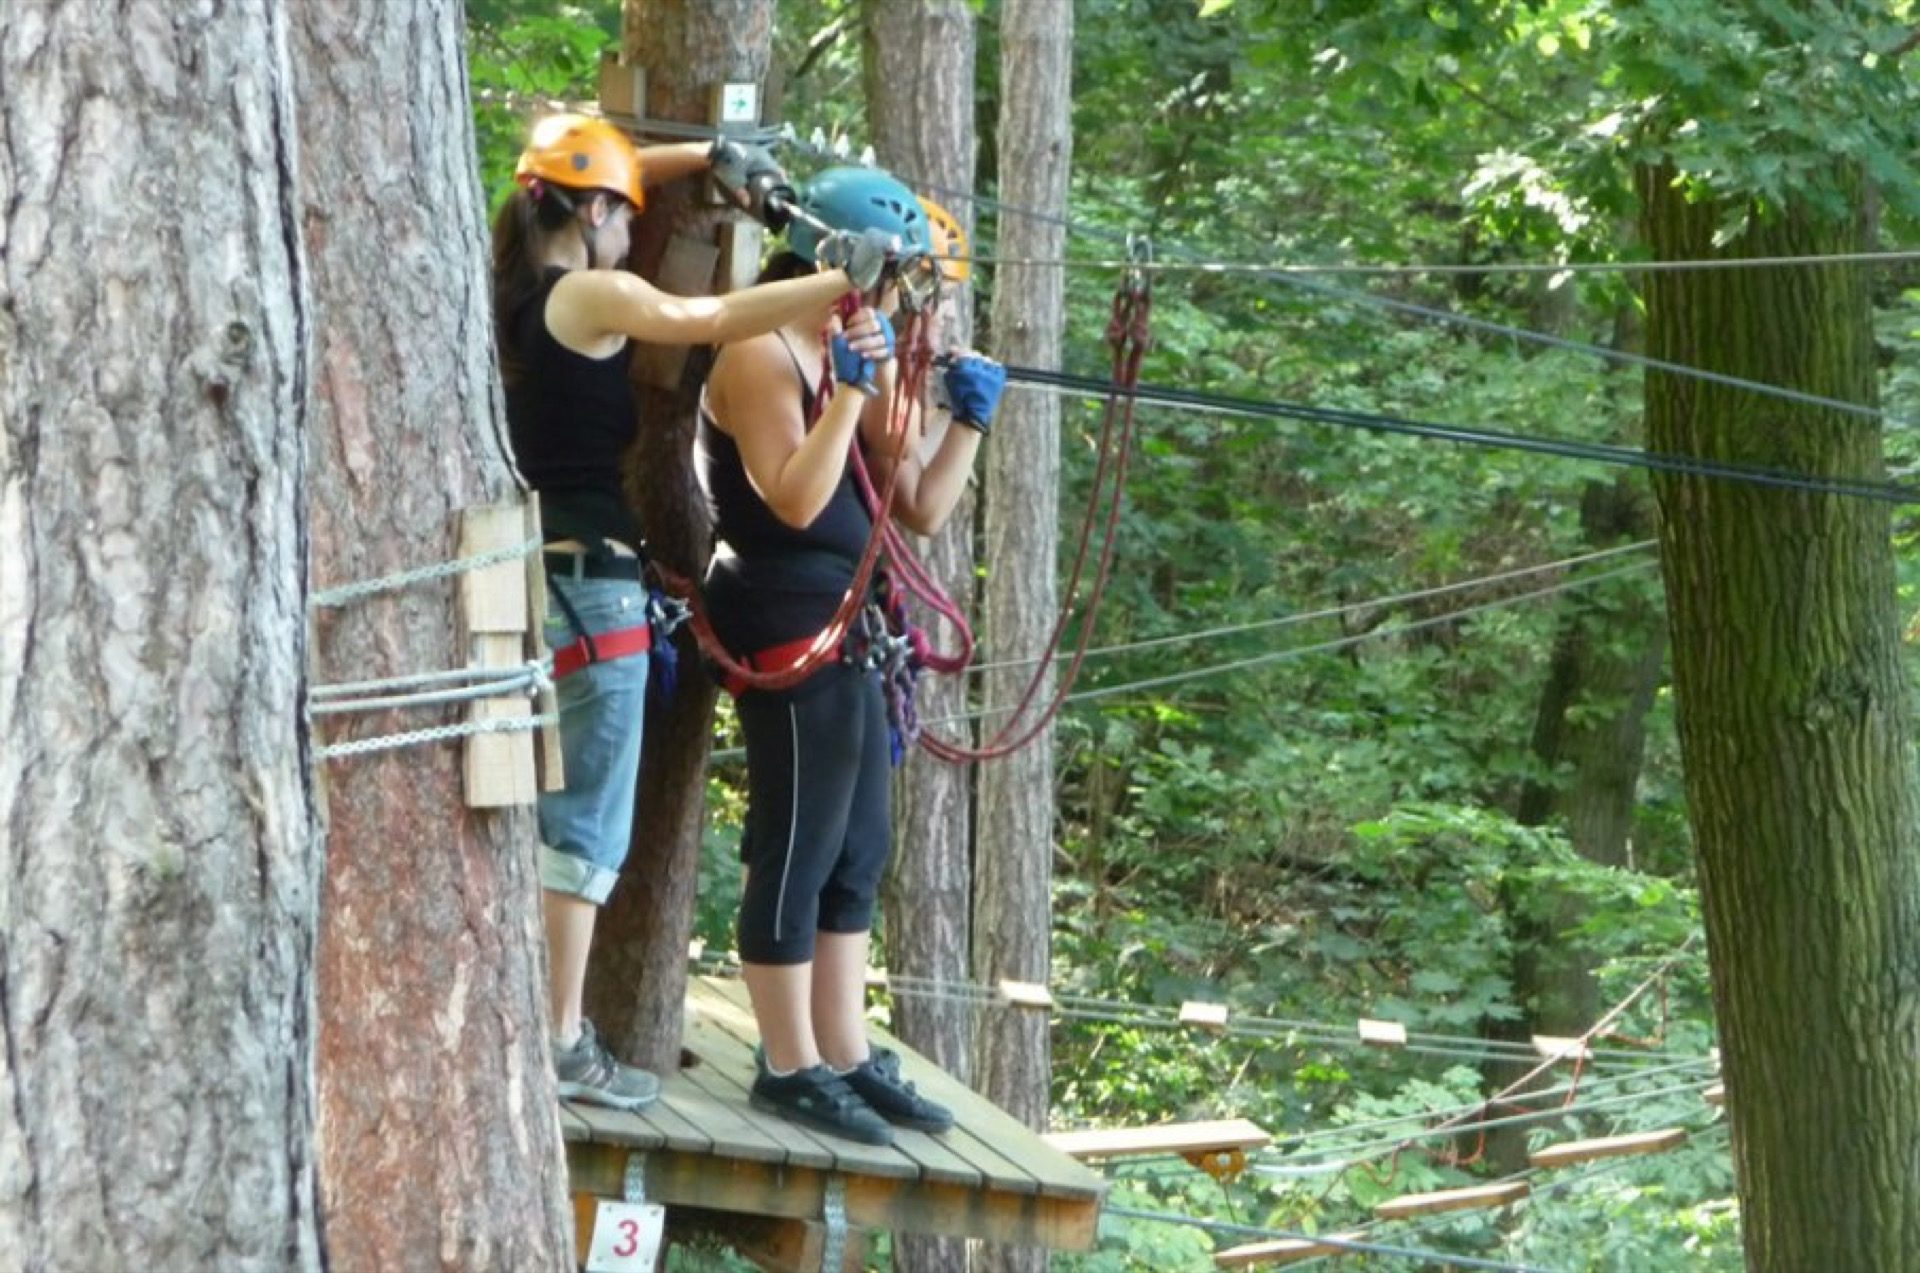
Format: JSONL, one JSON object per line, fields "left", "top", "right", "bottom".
{"left": 467, "top": 4, "right": 616, "bottom": 209}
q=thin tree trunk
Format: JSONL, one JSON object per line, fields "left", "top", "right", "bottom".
{"left": 294, "top": 2, "right": 574, "bottom": 1266}
{"left": 1638, "top": 159, "right": 1920, "bottom": 1269}
{"left": 863, "top": 5, "right": 979, "bottom": 1269}
{"left": 975, "top": 2, "right": 1072, "bottom": 1269}
{"left": 587, "top": 0, "right": 775, "bottom": 1074}
{"left": 0, "top": 4, "right": 322, "bottom": 1268}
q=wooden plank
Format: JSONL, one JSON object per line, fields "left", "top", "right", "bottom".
{"left": 558, "top": 1102, "right": 593, "bottom": 1144}
{"left": 998, "top": 979, "right": 1054, "bottom": 1010}
{"left": 564, "top": 1100, "right": 666, "bottom": 1153}
{"left": 1357, "top": 1018, "right": 1407, "bottom": 1048}
{"left": 1532, "top": 1034, "right": 1589, "bottom": 1061}
{"left": 1703, "top": 1082, "right": 1726, "bottom": 1107}
{"left": 1179, "top": 1001, "right": 1229, "bottom": 1031}
{"left": 719, "top": 220, "right": 765, "bottom": 295}
{"left": 1215, "top": 1232, "right": 1366, "bottom": 1268}
{"left": 1045, "top": 1119, "right": 1271, "bottom": 1162}
{"left": 693, "top": 977, "right": 1066, "bottom": 1199}
{"left": 458, "top": 503, "right": 535, "bottom": 807}
{"left": 1528, "top": 1127, "right": 1688, "bottom": 1170}
{"left": 568, "top": 1143, "right": 1099, "bottom": 1253}
{"left": 1373, "top": 1180, "right": 1529, "bottom": 1221}
{"left": 720, "top": 1213, "right": 868, "bottom": 1273}
{"left": 521, "top": 494, "right": 563, "bottom": 792}
{"left": 597, "top": 55, "right": 644, "bottom": 118}
{"left": 680, "top": 979, "right": 930, "bottom": 1181}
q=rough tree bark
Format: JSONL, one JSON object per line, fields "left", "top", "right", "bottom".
{"left": 863, "top": 5, "right": 979, "bottom": 1270}
{"left": 586, "top": 0, "right": 775, "bottom": 1074}
{"left": 974, "top": 1, "right": 1073, "bottom": 1269}
{"left": 1638, "top": 160, "right": 1920, "bottom": 1269}
{"left": 0, "top": 4, "right": 322, "bottom": 1269}
{"left": 294, "top": 2, "right": 574, "bottom": 1267}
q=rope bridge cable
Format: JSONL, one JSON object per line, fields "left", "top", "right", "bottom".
{"left": 313, "top": 712, "right": 558, "bottom": 762}
{"left": 1101, "top": 1071, "right": 1720, "bottom": 1184}
{"left": 703, "top": 555, "right": 1660, "bottom": 759}
{"left": 307, "top": 661, "right": 551, "bottom": 716}
{"left": 309, "top": 661, "right": 552, "bottom": 699}
{"left": 1099, "top": 1205, "right": 1552, "bottom": 1272}
{"left": 870, "top": 158, "right": 1903, "bottom": 428}
{"left": 1282, "top": 1122, "right": 1735, "bottom": 1273}
{"left": 969, "top": 540, "right": 1657, "bottom": 675}
{"left": 309, "top": 535, "right": 544, "bottom": 608}
{"left": 955, "top": 247, "right": 1920, "bottom": 277}
{"left": 1005, "top": 365, "right": 1920, "bottom": 503}
{"left": 923, "top": 558, "right": 1659, "bottom": 727}
{"left": 691, "top": 958, "right": 1705, "bottom": 1070}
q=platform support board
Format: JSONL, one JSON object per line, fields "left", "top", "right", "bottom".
{"left": 1704, "top": 1083, "right": 1726, "bottom": 1107}
{"left": 1529, "top": 1128, "right": 1688, "bottom": 1170}
{"left": 1215, "top": 1231, "right": 1367, "bottom": 1268}
{"left": 521, "top": 494, "right": 564, "bottom": 792}
{"left": 1373, "top": 1180, "right": 1528, "bottom": 1221}
{"left": 1532, "top": 1034, "right": 1589, "bottom": 1061}
{"left": 459, "top": 503, "right": 536, "bottom": 807}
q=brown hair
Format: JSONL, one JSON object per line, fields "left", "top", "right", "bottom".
{"left": 490, "top": 186, "right": 577, "bottom": 388}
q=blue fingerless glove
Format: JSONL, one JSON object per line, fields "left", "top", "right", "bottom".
{"left": 831, "top": 312, "right": 896, "bottom": 397}
{"left": 944, "top": 355, "right": 1007, "bottom": 433}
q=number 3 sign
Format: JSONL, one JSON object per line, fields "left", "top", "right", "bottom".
{"left": 585, "top": 1200, "right": 665, "bottom": 1273}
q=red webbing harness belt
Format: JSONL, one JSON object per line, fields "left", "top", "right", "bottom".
{"left": 550, "top": 623, "right": 653, "bottom": 680}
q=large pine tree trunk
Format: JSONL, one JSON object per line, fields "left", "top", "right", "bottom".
{"left": 0, "top": 5, "right": 323, "bottom": 1268}
{"left": 293, "top": 3, "right": 574, "bottom": 1267}
{"left": 586, "top": 0, "right": 775, "bottom": 1073}
{"left": 863, "top": 6, "right": 978, "bottom": 1270}
{"left": 974, "top": 2, "right": 1072, "bottom": 1269}
{"left": 1638, "top": 161, "right": 1920, "bottom": 1269}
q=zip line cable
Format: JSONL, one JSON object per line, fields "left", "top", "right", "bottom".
{"left": 1004, "top": 365, "right": 1920, "bottom": 503}
{"left": 1099, "top": 1205, "right": 1551, "bottom": 1272}
{"left": 956, "top": 247, "right": 1920, "bottom": 278}
{"left": 968, "top": 540, "right": 1657, "bottom": 675}
{"left": 926, "top": 559, "right": 1657, "bottom": 727}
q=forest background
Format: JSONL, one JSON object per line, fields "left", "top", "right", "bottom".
{"left": 462, "top": 1, "right": 1920, "bottom": 1269}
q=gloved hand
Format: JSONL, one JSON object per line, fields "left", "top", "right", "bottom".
{"left": 817, "top": 226, "right": 898, "bottom": 293}
{"left": 708, "top": 139, "right": 793, "bottom": 228}
{"left": 831, "top": 310, "right": 896, "bottom": 397}
{"left": 943, "top": 354, "right": 1007, "bottom": 433}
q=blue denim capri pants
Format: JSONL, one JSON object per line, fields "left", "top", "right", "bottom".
{"left": 538, "top": 575, "right": 650, "bottom": 904}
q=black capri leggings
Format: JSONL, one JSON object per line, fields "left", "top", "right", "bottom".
{"left": 735, "top": 662, "right": 893, "bottom": 965}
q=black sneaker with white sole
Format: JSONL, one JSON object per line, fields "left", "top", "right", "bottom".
{"left": 553, "top": 1020, "right": 662, "bottom": 1111}
{"left": 751, "top": 1063, "right": 894, "bottom": 1146}
{"left": 842, "top": 1047, "right": 954, "bottom": 1133}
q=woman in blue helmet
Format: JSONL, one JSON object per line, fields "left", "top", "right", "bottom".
{"left": 695, "top": 166, "right": 1007, "bottom": 1144}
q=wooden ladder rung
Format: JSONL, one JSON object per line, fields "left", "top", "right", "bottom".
{"left": 1357, "top": 1018, "right": 1407, "bottom": 1047}
{"left": 1373, "top": 1180, "right": 1528, "bottom": 1220}
{"left": 1532, "top": 1034, "right": 1588, "bottom": 1061}
{"left": 1215, "top": 1231, "right": 1365, "bottom": 1268}
{"left": 1703, "top": 1083, "right": 1726, "bottom": 1107}
{"left": 1179, "top": 1000, "right": 1230, "bottom": 1031}
{"left": 997, "top": 979, "right": 1055, "bottom": 1010}
{"left": 1529, "top": 1127, "right": 1687, "bottom": 1170}
{"left": 1044, "top": 1117, "right": 1272, "bottom": 1162}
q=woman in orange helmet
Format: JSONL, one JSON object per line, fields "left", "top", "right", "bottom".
{"left": 492, "top": 114, "right": 893, "bottom": 1112}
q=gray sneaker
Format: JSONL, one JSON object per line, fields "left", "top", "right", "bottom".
{"left": 553, "top": 1020, "right": 661, "bottom": 1111}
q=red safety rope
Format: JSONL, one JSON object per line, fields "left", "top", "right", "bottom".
{"left": 912, "top": 274, "right": 1152, "bottom": 762}
{"left": 656, "top": 300, "right": 931, "bottom": 692}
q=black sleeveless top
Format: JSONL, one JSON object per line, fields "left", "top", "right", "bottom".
{"left": 504, "top": 268, "right": 642, "bottom": 548}
{"left": 695, "top": 335, "right": 873, "bottom": 653}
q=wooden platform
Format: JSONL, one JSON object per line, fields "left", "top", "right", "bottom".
{"left": 563, "top": 976, "right": 1107, "bottom": 1265}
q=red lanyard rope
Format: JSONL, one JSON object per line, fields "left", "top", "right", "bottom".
{"left": 657, "top": 301, "right": 931, "bottom": 692}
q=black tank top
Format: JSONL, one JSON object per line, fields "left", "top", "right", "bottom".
{"left": 504, "top": 268, "right": 642, "bottom": 548}
{"left": 695, "top": 334, "right": 874, "bottom": 653}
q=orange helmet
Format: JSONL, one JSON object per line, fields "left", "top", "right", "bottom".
{"left": 515, "top": 114, "right": 645, "bottom": 211}
{"left": 919, "top": 197, "right": 971, "bottom": 285}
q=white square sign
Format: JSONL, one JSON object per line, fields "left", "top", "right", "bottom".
{"left": 720, "top": 82, "right": 760, "bottom": 124}
{"left": 584, "top": 1200, "right": 665, "bottom": 1273}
